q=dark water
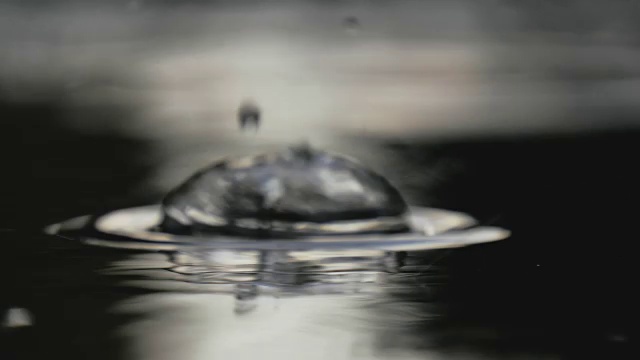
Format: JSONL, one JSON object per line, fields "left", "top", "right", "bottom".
{"left": 1, "top": 99, "right": 636, "bottom": 359}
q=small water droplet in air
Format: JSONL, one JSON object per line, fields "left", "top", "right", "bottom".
{"left": 238, "top": 99, "right": 261, "bottom": 133}
{"left": 343, "top": 16, "right": 361, "bottom": 35}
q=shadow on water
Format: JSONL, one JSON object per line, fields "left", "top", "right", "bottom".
{"left": 381, "top": 130, "right": 637, "bottom": 359}
{"left": 0, "top": 97, "right": 159, "bottom": 230}
{"left": 0, "top": 94, "right": 159, "bottom": 360}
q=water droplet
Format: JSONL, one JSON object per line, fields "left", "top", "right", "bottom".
{"left": 238, "top": 100, "right": 261, "bottom": 133}
{"left": 344, "top": 16, "right": 360, "bottom": 29}
{"left": 343, "top": 16, "right": 361, "bottom": 35}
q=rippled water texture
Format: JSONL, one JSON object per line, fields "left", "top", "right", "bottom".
{"left": 1, "top": 1, "right": 637, "bottom": 359}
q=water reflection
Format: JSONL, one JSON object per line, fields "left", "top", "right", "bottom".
{"left": 5, "top": 126, "right": 636, "bottom": 359}
{"left": 95, "top": 242, "right": 559, "bottom": 360}
{"left": 105, "top": 245, "right": 448, "bottom": 360}
{"left": 103, "top": 248, "right": 395, "bottom": 294}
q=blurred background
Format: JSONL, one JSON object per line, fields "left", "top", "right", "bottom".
{"left": 0, "top": 0, "right": 637, "bottom": 359}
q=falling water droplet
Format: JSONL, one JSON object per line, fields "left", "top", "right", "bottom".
{"left": 343, "top": 16, "right": 361, "bottom": 35}
{"left": 238, "top": 100, "right": 261, "bottom": 133}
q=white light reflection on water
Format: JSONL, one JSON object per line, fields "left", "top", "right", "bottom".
{"left": 104, "top": 247, "right": 556, "bottom": 360}
{"left": 115, "top": 293, "right": 419, "bottom": 360}
{"left": 107, "top": 249, "right": 440, "bottom": 360}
